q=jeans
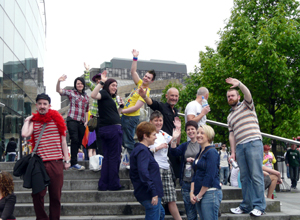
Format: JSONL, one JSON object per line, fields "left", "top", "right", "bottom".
{"left": 220, "top": 166, "right": 229, "bottom": 185}
{"left": 67, "top": 119, "right": 86, "bottom": 166}
{"left": 289, "top": 166, "right": 299, "bottom": 188}
{"left": 181, "top": 181, "right": 198, "bottom": 220}
{"left": 236, "top": 139, "right": 266, "bottom": 213}
{"left": 121, "top": 115, "right": 140, "bottom": 154}
{"left": 8, "top": 154, "right": 16, "bottom": 162}
{"left": 195, "top": 189, "right": 222, "bottom": 220}
{"left": 140, "top": 198, "right": 165, "bottom": 220}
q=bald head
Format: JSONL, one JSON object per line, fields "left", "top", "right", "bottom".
{"left": 166, "top": 87, "right": 179, "bottom": 107}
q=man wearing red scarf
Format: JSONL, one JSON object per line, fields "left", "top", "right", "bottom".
{"left": 22, "top": 93, "right": 70, "bottom": 220}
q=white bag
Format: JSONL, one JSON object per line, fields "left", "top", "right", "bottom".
{"left": 89, "top": 154, "right": 103, "bottom": 171}
{"left": 119, "top": 149, "right": 130, "bottom": 170}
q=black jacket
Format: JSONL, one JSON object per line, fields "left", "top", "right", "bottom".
{"left": 5, "top": 141, "right": 17, "bottom": 154}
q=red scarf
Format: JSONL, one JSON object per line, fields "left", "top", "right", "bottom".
{"left": 30, "top": 109, "right": 66, "bottom": 148}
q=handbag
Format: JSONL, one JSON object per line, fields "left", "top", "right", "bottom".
{"left": 13, "top": 123, "right": 47, "bottom": 177}
{"left": 88, "top": 116, "right": 97, "bottom": 132}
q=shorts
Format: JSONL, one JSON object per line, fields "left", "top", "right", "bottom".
{"left": 160, "top": 168, "right": 177, "bottom": 203}
{"left": 264, "top": 175, "right": 272, "bottom": 190}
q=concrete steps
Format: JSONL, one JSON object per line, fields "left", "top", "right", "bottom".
{"left": 2, "top": 161, "right": 300, "bottom": 219}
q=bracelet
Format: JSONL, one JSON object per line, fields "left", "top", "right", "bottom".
{"left": 196, "top": 196, "right": 202, "bottom": 202}
{"left": 238, "top": 81, "right": 241, "bottom": 87}
{"left": 172, "top": 139, "right": 177, "bottom": 143}
{"left": 133, "top": 57, "right": 138, "bottom": 61}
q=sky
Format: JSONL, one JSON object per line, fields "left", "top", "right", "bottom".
{"left": 44, "top": 0, "right": 235, "bottom": 110}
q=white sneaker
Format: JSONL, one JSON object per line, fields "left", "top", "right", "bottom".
{"left": 126, "top": 165, "right": 130, "bottom": 169}
{"left": 230, "top": 207, "right": 245, "bottom": 214}
{"left": 250, "top": 209, "right": 264, "bottom": 217}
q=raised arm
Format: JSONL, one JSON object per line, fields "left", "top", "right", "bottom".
{"left": 226, "top": 77, "right": 252, "bottom": 103}
{"left": 84, "top": 62, "right": 95, "bottom": 90}
{"left": 22, "top": 115, "right": 34, "bottom": 137}
{"left": 56, "top": 75, "right": 67, "bottom": 95}
{"left": 137, "top": 87, "right": 153, "bottom": 105}
{"left": 90, "top": 71, "right": 107, "bottom": 100}
{"left": 131, "top": 49, "right": 141, "bottom": 85}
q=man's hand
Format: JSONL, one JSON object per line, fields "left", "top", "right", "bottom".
{"left": 84, "top": 62, "right": 90, "bottom": 71}
{"left": 186, "top": 157, "right": 195, "bottom": 163}
{"left": 132, "top": 49, "right": 139, "bottom": 57}
{"left": 201, "top": 105, "right": 210, "bottom": 115}
{"left": 226, "top": 77, "right": 240, "bottom": 88}
{"left": 229, "top": 153, "right": 236, "bottom": 162}
{"left": 173, "top": 117, "right": 181, "bottom": 129}
{"left": 64, "top": 162, "right": 70, "bottom": 170}
{"left": 190, "top": 193, "right": 197, "bottom": 205}
{"left": 151, "top": 195, "right": 158, "bottom": 206}
{"left": 58, "top": 74, "right": 67, "bottom": 82}
{"left": 24, "top": 115, "right": 33, "bottom": 122}
{"left": 137, "top": 87, "right": 147, "bottom": 99}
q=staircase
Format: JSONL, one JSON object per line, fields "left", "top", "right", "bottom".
{"left": 1, "top": 161, "right": 298, "bottom": 220}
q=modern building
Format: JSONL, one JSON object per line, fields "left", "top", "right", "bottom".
{"left": 0, "top": 0, "right": 46, "bottom": 159}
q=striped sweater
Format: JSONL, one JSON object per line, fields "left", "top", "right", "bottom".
{"left": 227, "top": 100, "right": 262, "bottom": 145}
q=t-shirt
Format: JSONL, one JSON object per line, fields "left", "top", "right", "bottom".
{"left": 286, "top": 149, "right": 300, "bottom": 167}
{"left": 149, "top": 130, "right": 172, "bottom": 170}
{"left": 123, "top": 79, "right": 150, "bottom": 117}
{"left": 183, "top": 141, "right": 200, "bottom": 182}
{"left": 219, "top": 150, "right": 229, "bottom": 167}
{"left": 185, "top": 100, "right": 206, "bottom": 141}
{"left": 97, "top": 90, "right": 121, "bottom": 127}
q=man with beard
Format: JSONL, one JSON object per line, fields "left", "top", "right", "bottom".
{"left": 226, "top": 78, "right": 266, "bottom": 217}
{"left": 22, "top": 93, "right": 70, "bottom": 220}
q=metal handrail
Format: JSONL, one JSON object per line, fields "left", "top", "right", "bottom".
{"left": 178, "top": 113, "right": 300, "bottom": 145}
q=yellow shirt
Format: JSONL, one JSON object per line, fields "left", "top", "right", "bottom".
{"left": 123, "top": 79, "right": 150, "bottom": 116}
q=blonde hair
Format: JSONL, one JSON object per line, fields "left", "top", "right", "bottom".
{"left": 200, "top": 124, "right": 215, "bottom": 143}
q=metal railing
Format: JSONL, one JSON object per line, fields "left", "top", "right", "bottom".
{"left": 178, "top": 113, "right": 300, "bottom": 145}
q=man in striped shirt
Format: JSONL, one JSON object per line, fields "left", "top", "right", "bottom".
{"left": 226, "top": 78, "right": 266, "bottom": 217}
{"left": 22, "top": 93, "right": 70, "bottom": 220}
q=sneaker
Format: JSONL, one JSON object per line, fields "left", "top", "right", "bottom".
{"left": 126, "top": 165, "right": 130, "bottom": 169}
{"left": 70, "top": 164, "right": 85, "bottom": 170}
{"left": 250, "top": 209, "right": 264, "bottom": 217}
{"left": 230, "top": 207, "right": 245, "bottom": 214}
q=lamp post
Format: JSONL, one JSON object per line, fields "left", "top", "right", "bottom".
{"left": 0, "top": 102, "right": 5, "bottom": 161}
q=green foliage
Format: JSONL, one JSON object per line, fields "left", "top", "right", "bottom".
{"left": 163, "top": 0, "right": 300, "bottom": 150}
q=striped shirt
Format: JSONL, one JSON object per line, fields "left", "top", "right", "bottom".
{"left": 33, "top": 120, "right": 63, "bottom": 161}
{"left": 227, "top": 100, "right": 262, "bottom": 145}
{"left": 61, "top": 89, "right": 89, "bottom": 123}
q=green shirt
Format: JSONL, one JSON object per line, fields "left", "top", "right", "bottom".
{"left": 286, "top": 149, "right": 300, "bottom": 167}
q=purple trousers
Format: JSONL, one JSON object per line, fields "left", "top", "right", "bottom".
{"left": 98, "top": 124, "right": 123, "bottom": 191}
{"left": 32, "top": 160, "right": 64, "bottom": 220}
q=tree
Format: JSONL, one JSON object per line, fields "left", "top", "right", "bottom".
{"left": 164, "top": 0, "right": 300, "bottom": 156}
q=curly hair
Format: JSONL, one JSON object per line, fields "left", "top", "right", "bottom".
{"left": 0, "top": 171, "right": 14, "bottom": 197}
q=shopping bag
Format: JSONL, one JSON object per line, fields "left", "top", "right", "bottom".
{"left": 120, "top": 149, "right": 130, "bottom": 170}
{"left": 89, "top": 154, "right": 103, "bottom": 171}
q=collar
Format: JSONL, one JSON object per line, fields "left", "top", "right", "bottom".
{"left": 229, "top": 101, "right": 242, "bottom": 112}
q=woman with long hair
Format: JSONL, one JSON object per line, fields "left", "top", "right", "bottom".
{"left": 0, "top": 171, "right": 16, "bottom": 220}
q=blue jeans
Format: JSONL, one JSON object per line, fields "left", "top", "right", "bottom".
{"left": 195, "top": 189, "right": 222, "bottom": 220}
{"left": 236, "top": 139, "right": 266, "bottom": 213}
{"left": 181, "top": 181, "right": 198, "bottom": 220}
{"left": 289, "top": 166, "right": 299, "bottom": 188}
{"left": 121, "top": 115, "right": 140, "bottom": 154}
{"left": 140, "top": 198, "right": 165, "bottom": 220}
{"left": 8, "top": 154, "right": 16, "bottom": 162}
{"left": 220, "top": 167, "right": 229, "bottom": 185}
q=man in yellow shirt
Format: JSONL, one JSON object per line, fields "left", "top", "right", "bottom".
{"left": 121, "top": 49, "right": 156, "bottom": 155}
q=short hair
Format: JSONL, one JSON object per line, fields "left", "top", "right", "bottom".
{"left": 185, "top": 120, "right": 198, "bottom": 131}
{"left": 136, "top": 121, "right": 156, "bottom": 142}
{"left": 36, "top": 93, "right": 51, "bottom": 104}
{"left": 199, "top": 124, "right": 215, "bottom": 143}
{"left": 167, "top": 87, "right": 179, "bottom": 95}
{"left": 227, "top": 89, "right": 240, "bottom": 96}
{"left": 147, "top": 70, "right": 156, "bottom": 81}
{"left": 197, "top": 87, "right": 209, "bottom": 96}
{"left": 0, "top": 171, "right": 14, "bottom": 197}
{"left": 9, "top": 137, "right": 15, "bottom": 142}
{"left": 150, "top": 110, "right": 163, "bottom": 121}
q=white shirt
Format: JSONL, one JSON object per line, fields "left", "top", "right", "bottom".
{"left": 149, "top": 130, "right": 172, "bottom": 170}
{"left": 185, "top": 100, "right": 206, "bottom": 140}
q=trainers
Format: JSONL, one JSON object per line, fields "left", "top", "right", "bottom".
{"left": 70, "top": 164, "right": 85, "bottom": 170}
{"left": 230, "top": 207, "right": 245, "bottom": 214}
{"left": 250, "top": 209, "right": 264, "bottom": 217}
{"left": 126, "top": 165, "right": 130, "bottom": 169}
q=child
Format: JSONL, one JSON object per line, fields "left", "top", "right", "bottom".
{"left": 149, "top": 110, "right": 182, "bottom": 220}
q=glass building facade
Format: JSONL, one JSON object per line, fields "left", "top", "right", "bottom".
{"left": 0, "top": 0, "right": 46, "bottom": 158}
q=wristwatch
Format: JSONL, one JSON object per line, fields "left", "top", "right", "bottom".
{"left": 64, "top": 160, "right": 70, "bottom": 164}
{"left": 100, "top": 81, "right": 105, "bottom": 86}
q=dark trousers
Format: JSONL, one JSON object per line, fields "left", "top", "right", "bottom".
{"left": 98, "top": 124, "right": 122, "bottom": 191}
{"left": 289, "top": 166, "right": 299, "bottom": 188}
{"left": 32, "top": 160, "right": 64, "bottom": 220}
{"left": 96, "top": 120, "right": 103, "bottom": 155}
{"left": 67, "top": 119, "right": 85, "bottom": 166}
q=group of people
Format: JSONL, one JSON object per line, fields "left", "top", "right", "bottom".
{"left": 0, "top": 49, "right": 274, "bottom": 220}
